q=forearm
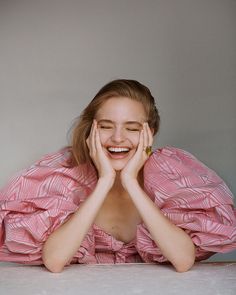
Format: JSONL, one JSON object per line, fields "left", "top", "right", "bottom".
{"left": 42, "top": 178, "right": 112, "bottom": 273}
{"left": 124, "top": 179, "right": 195, "bottom": 272}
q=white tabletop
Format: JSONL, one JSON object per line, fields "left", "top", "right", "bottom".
{"left": 0, "top": 262, "right": 235, "bottom": 295}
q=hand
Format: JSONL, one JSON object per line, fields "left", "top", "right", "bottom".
{"left": 120, "top": 122, "right": 153, "bottom": 187}
{"left": 86, "top": 120, "right": 116, "bottom": 183}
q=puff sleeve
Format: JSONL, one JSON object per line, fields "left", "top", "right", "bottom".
{"left": 0, "top": 148, "right": 97, "bottom": 264}
{"left": 137, "top": 146, "right": 236, "bottom": 263}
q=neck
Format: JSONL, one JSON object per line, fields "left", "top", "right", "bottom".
{"left": 110, "top": 171, "right": 125, "bottom": 195}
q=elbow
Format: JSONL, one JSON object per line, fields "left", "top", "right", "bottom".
{"left": 42, "top": 251, "right": 65, "bottom": 273}
{"left": 173, "top": 256, "right": 195, "bottom": 273}
{"left": 43, "top": 258, "right": 65, "bottom": 273}
{"left": 174, "top": 261, "right": 194, "bottom": 273}
{"left": 44, "top": 261, "right": 65, "bottom": 273}
{"left": 173, "top": 242, "right": 196, "bottom": 273}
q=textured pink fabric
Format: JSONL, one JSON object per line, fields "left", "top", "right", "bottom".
{"left": 0, "top": 146, "right": 235, "bottom": 265}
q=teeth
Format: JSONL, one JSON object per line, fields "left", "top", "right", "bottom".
{"left": 108, "top": 147, "right": 130, "bottom": 153}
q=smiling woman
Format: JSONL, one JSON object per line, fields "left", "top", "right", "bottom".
{"left": 93, "top": 97, "right": 150, "bottom": 171}
{"left": 0, "top": 79, "right": 236, "bottom": 273}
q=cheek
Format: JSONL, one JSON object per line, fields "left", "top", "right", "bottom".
{"left": 98, "top": 130, "right": 110, "bottom": 145}
{"left": 129, "top": 133, "right": 141, "bottom": 147}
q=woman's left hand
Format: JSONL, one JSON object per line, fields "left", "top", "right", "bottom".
{"left": 120, "top": 122, "right": 153, "bottom": 187}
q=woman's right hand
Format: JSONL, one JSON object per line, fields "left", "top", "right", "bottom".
{"left": 86, "top": 120, "right": 116, "bottom": 184}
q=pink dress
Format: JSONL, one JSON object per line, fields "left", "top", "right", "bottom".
{"left": 0, "top": 146, "right": 235, "bottom": 265}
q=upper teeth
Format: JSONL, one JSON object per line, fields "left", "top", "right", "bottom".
{"left": 108, "top": 147, "right": 130, "bottom": 152}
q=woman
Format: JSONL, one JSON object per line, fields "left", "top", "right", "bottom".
{"left": 0, "top": 79, "right": 235, "bottom": 273}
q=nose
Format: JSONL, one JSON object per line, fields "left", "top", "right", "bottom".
{"left": 111, "top": 127, "right": 125, "bottom": 143}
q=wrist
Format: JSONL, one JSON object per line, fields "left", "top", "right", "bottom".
{"left": 97, "top": 176, "right": 115, "bottom": 191}
{"left": 122, "top": 177, "right": 139, "bottom": 191}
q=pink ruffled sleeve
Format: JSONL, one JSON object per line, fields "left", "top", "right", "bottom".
{"left": 0, "top": 148, "right": 97, "bottom": 265}
{"left": 137, "top": 146, "right": 236, "bottom": 263}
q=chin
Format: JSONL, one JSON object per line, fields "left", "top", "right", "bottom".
{"left": 112, "top": 164, "right": 125, "bottom": 171}
{"left": 110, "top": 160, "right": 127, "bottom": 171}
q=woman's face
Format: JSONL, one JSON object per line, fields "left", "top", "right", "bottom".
{"left": 95, "top": 97, "right": 148, "bottom": 171}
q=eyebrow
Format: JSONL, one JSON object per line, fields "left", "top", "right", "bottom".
{"left": 97, "top": 119, "right": 143, "bottom": 126}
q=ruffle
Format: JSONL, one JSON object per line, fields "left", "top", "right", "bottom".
{"left": 0, "top": 148, "right": 97, "bottom": 264}
{"left": 139, "top": 146, "right": 236, "bottom": 262}
{"left": 0, "top": 197, "right": 76, "bottom": 264}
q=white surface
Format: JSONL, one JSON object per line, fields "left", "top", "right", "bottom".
{"left": 0, "top": 262, "right": 235, "bottom": 295}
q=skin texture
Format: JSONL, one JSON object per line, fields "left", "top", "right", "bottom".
{"left": 42, "top": 97, "right": 195, "bottom": 273}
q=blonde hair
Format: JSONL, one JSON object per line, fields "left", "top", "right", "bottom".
{"left": 67, "top": 79, "right": 160, "bottom": 167}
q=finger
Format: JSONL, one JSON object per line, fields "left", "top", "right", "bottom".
{"left": 94, "top": 122, "right": 103, "bottom": 153}
{"left": 143, "top": 123, "right": 149, "bottom": 149}
{"left": 146, "top": 123, "right": 154, "bottom": 147}
{"left": 86, "top": 122, "right": 92, "bottom": 149}
{"left": 137, "top": 129, "right": 144, "bottom": 154}
{"left": 90, "top": 120, "right": 97, "bottom": 155}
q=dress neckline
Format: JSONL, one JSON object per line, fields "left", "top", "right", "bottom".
{"left": 93, "top": 223, "right": 139, "bottom": 245}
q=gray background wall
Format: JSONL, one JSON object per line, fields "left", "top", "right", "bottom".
{"left": 0, "top": 0, "right": 235, "bottom": 261}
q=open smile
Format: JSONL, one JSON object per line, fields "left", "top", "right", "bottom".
{"left": 106, "top": 146, "right": 131, "bottom": 159}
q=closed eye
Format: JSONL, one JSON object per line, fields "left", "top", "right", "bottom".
{"left": 126, "top": 128, "right": 140, "bottom": 132}
{"left": 99, "top": 125, "right": 113, "bottom": 129}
